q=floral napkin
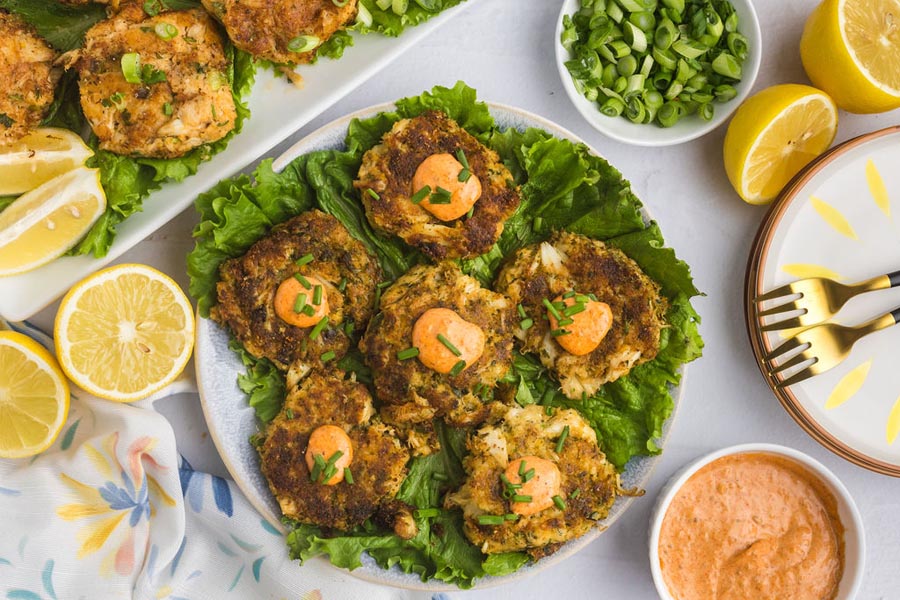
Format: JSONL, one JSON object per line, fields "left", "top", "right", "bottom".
{"left": 0, "top": 319, "right": 438, "bottom": 600}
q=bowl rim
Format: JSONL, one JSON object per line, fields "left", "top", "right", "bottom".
{"left": 553, "top": 0, "right": 763, "bottom": 147}
{"left": 647, "top": 443, "right": 866, "bottom": 600}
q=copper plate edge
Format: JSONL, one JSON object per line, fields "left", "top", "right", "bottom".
{"left": 744, "top": 125, "right": 900, "bottom": 478}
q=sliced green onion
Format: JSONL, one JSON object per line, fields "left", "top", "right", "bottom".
{"left": 287, "top": 35, "right": 320, "bottom": 54}
{"left": 624, "top": 21, "right": 647, "bottom": 52}
{"left": 518, "top": 460, "right": 527, "bottom": 478}
{"left": 606, "top": 1, "right": 623, "bottom": 23}
{"left": 343, "top": 467, "right": 354, "bottom": 484}
{"left": 391, "top": 0, "right": 408, "bottom": 15}
{"left": 320, "top": 350, "right": 336, "bottom": 363}
{"left": 312, "top": 284, "right": 323, "bottom": 305}
{"left": 523, "top": 468, "right": 535, "bottom": 482}
{"left": 301, "top": 304, "right": 316, "bottom": 317}
{"left": 397, "top": 347, "right": 420, "bottom": 361}
{"left": 366, "top": 188, "right": 380, "bottom": 200}
{"left": 657, "top": 101, "right": 682, "bottom": 127}
{"left": 294, "top": 273, "right": 312, "bottom": 289}
{"left": 293, "top": 293, "right": 307, "bottom": 314}
{"left": 458, "top": 167, "right": 471, "bottom": 183}
{"left": 600, "top": 97, "right": 625, "bottom": 117}
{"left": 556, "top": 425, "right": 570, "bottom": 453}
{"left": 672, "top": 38, "right": 707, "bottom": 59}
{"left": 449, "top": 360, "right": 466, "bottom": 376}
{"left": 437, "top": 333, "right": 462, "bottom": 356}
{"left": 356, "top": 2, "right": 373, "bottom": 26}
{"left": 698, "top": 102, "right": 714, "bottom": 121}
{"left": 543, "top": 298, "right": 563, "bottom": 320}
{"left": 553, "top": 495, "right": 567, "bottom": 510}
{"left": 309, "top": 316, "right": 329, "bottom": 340}
{"left": 617, "top": 54, "right": 638, "bottom": 77}
{"left": 564, "top": 302, "right": 587, "bottom": 316}
{"left": 154, "top": 22, "right": 178, "bottom": 40}
{"left": 714, "top": 84, "right": 738, "bottom": 102}
{"left": 410, "top": 185, "right": 431, "bottom": 204}
{"left": 512, "top": 494, "right": 533, "bottom": 503}
{"left": 712, "top": 52, "right": 742, "bottom": 79}
{"left": 121, "top": 52, "right": 142, "bottom": 84}
{"left": 429, "top": 187, "right": 453, "bottom": 205}
{"left": 629, "top": 10, "right": 656, "bottom": 31}
{"left": 295, "top": 253, "right": 314, "bottom": 266}
{"left": 375, "top": 0, "right": 392, "bottom": 8}
{"left": 551, "top": 328, "right": 571, "bottom": 337}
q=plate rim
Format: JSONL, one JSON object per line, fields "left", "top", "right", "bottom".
{"left": 196, "top": 100, "right": 690, "bottom": 590}
{"left": 744, "top": 124, "right": 900, "bottom": 478}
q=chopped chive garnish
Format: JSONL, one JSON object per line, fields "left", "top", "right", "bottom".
{"left": 322, "top": 464, "right": 336, "bottom": 481}
{"left": 533, "top": 217, "right": 543, "bottom": 231}
{"left": 366, "top": 188, "right": 380, "bottom": 200}
{"left": 415, "top": 508, "right": 440, "bottom": 518}
{"left": 410, "top": 185, "right": 431, "bottom": 204}
{"left": 588, "top": 293, "right": 598, "bottom": 301}
{"left": 555, "top": 425, "right": 570, "bottom": 454}
{"left": 557, "top": 318, "right": 574, "bottom": 326}
{"left": 520, "top": 318, "right": 534, "bottom": 330}
{"left": 504, "top": 513, "right": 519, "bottom": 521}
{"left": 575, "top": 294, "right": 591, "bottom": 303}
{"left": 295, "top": 253, "right": 313, "bottom": 266}
{"left": 285, "top": 408, "right": 295, "bottom": 419}
{"left": 518, "top": 460, "right": 527, "bottom": 478}
{"left": 343, "top": 321, "right": 354, "bottom": 336}
{"left": 309, "top": 316, "right": 329, "bottom": 340}
{"left": 310, "top": 453, "right": 326, "bottom": 482}
{"left": 553, "top": 495, "right": 566, "bottom": 510}
{"left": 320, "top": 350, "right": 336, "bottom": 363}
{"left": 512, "top": 494, "right": 533, "bottom": 503}
{"left": 563, "top": 291, "right": 576, "bottom": 299}
{"left": 543, "top": 298, "right": 562, "bottom": 320}
{"left": 551, "top": 328, "right": 571, "bottom": 337}
{"left": 456, "top": 148, "right": 470, "bottom": 169}
{"left": 449, "top": 360, "right": 467, "bottom": 376}
{"left": 517, "top": 304, "right": 527, "bottom": 318}
{"left": 523, "top": 468, "right": 535, "bottom": 482}
{"left": 429, "top": 187, "right": 453, "bottom": 204}
{"left": 432, "top": 472, "right": 449, "bottom": 482}
{"left": 396, "top": 347, "right": 420, "bottom": 361}
{"left": 313, "top": 284, "right": 323, "bottom": 305}
{"left": 458, "top": 167, "right": 471, "bottom": 183}
{"left": 302, "top": 304, "right": 316, "bottom": 317}
{"left": 477, "top": 515, "right": 505, "bottom": 526}
{"left": 162, "top": 102, "right": 173, "bottom": 116}
{"left": 293, "top": 293, "right": 307, "bottom": 314}
{"left": 294, "top": 273, "right": 312, "bottom": 289}
{"left": 466, "top": 206, "right": 474, "bottom": 219}
{"left": 338, "top": 277, "right": 347, "bottom": 292}
{"left": 571, "top": 488, "right": 581, "bottom": 499}
{"left": 564, "top": 303, "right": 586, "bottom": 317}
{"left": 344, "top": 467, "right": 354, "bottom": 484}
{"left": 437, "top": 333, "right": 462, "bottom": 356}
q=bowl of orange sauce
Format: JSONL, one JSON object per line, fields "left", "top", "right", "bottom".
{"left": 649, "top": 444, "right": 865, "bottom": 600}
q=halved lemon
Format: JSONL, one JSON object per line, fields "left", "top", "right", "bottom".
{"left": 0, "top": 330, "right": 70, "bottom": 458}
{"left": 723, "top": 84, "right": 838, "bottom": 205}
{"left": 0, "top": 128, "right": 93, "bottom": 195}
{"left": 54, "top": 264, "right": 195, "bottom": 403}
{"left": 0, "top": 166, "right": 107, "bottom": 277}
{"left": 801, "top": 0, "right": 900, "bottom": 114}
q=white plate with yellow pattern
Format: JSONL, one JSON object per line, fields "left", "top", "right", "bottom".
{"left": 746, "top": 125, "right": 900, "bottom": 476}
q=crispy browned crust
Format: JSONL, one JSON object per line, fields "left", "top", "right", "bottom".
{"left": 0, "top": 11, "right": 60, "bottom": 144}
{"left": 259, "top": 369, "right": 410, "bottom": 531}
{"left": 201, "top": 0, "right": 357, "bottom": 65}
{"left": 212, "top": 210, "right": 382, "bottom": 372}
{"left": 445, "top": 404, "right": 619, "bottom": 557}
{"left": 355, "top": 110, "right": 521, "bottom": 260}
{"left": 73, "top": 3, "right": 235, "bottom": 158}
{"left": 360, "top": 262, "right": 515, "bottom": 437}
{"left": 495, "top": 231, "right": 667, "bottom": 399}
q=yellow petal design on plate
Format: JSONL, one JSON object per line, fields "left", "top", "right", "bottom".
{"left": 887, "top": 395, "right": 900, "bottom": 445}
{"left": 825, "top": 360, "right": 872, "bottom": 409}
{"left": 811, "top": 196, "right": 859, "bottom": 240}
{"left": 866, "top": 159, "right": 891, "bottom": 218}
{"left": 781, "top": 263, "right": 843, "bottom": 280}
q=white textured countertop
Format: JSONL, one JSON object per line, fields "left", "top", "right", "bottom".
{"left": 33, "top": 1, "right": 900, "bottom": 597}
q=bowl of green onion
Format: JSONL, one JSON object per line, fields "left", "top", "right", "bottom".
{"left": 556, "top": 0, "right": 761, "bottom": 146}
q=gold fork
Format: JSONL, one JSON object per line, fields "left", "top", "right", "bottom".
{"left": 755, "top": 270, "right": 900, "bottom": 331}
{"left": 765, "top": 306, "right": 900, "bottom": 388}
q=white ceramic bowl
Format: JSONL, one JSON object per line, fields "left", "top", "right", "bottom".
{"left": 648, "top": 443, "right": 865, "bottom": 600}
{"left": 554, "top": 0, "right": 762, "bottom": 147}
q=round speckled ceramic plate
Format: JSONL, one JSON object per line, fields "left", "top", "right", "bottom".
{"left": 195, "top": 102, "right": 687, "bottom": 590}
{"left": 746, "top": 126, "right": 900, "bottom": 477}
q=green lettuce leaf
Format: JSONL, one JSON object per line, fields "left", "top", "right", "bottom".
{"left": 357, "top": 0, "right": 466, "bottom": 37}
{"left": 187, "top": 81, "right": 703, "bottom": 586}
{"left": 0, "top": 0, "right": 107, "bottom": 51}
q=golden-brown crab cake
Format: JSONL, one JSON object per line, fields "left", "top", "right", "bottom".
{"left": 355, "top": 110, "right": 520, "bottom": 260}
{"left": 201, "top": 0, "right": 357, "bottom": 65}
{"left": 212, "top": 210, "right": 382, "bottom": 376}
{"left": 495, "top": 231, "right": 667, "bottom": 400}
{"left": 445, "top": 404, "right": 619, "bottom": 558}
{"left": 0, "top": 12, "right": 61, "bottom": 144}
{"left": 259, "top": 369, "right": 412, "bottom": 533}
{"left": 71, "top": 3, "right": 236, "bottom": 158}
{"left": 360, "top": 262, "right": 515, "bottom": 439}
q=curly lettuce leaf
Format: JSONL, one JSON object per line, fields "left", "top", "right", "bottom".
{"left": 0, "top": 0, "right": 107, "bottom": 51}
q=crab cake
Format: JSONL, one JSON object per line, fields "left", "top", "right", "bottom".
{"left": 0, "top": 12, "right": 61, "bottom": 144}
{"left": 355, "top": 110, "right": 520, "bottom": 260}
{"left": 496, "top": 231, "right": 667, "bottom": 400}
{"left": 213, "top": 210, "right": 382, "bottom": 376}
{"left": 259, "top": 369, "right": 412, "bottom": 533}
{"left": 70, "top": 3, "right": 236, "bottom": 158}
{"left": 445, "top": 404, "right": 619, "bottom": 558}
{"left": 360, "top": 262, "right": 515, "bottom": 441}
{"left": 201, "top": 0, "right": 357, "bottom": 65}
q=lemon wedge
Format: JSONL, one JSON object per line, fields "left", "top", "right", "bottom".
{"left": 723, "top": 84, "right": 838, "bottom": 205}
{"left": 54, "top": 264, "right": 195, "bottom": 403}
{"left": 0, "top": 330, "right": 70, "bottom": 458}
{"left": 0, "top": 128, "right": 93, "bottom": 195}
{"left": 0, "top": 166, "right": 107, "bottom": 277}
{"left": 801, "top": 0, "right": 900, "bottom": 114}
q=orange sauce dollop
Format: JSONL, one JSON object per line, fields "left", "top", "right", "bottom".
{"left": 412, "top": 307, "right": 485, "bottom": 374}
{"left": 412, "top": 153, "right": 482, "bottom": 221}
{"left": 504, "top": 455, "right": 561, "bottom": 516}
{"left": 305, "top": 425, "right": 353, "bottom": 486}
{"left": 658, "top": 453, "right": 844, "bottom": 600}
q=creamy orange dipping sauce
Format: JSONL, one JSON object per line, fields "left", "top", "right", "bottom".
{"left": 659, "top": 453, "right": 844, "bottom": 600}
